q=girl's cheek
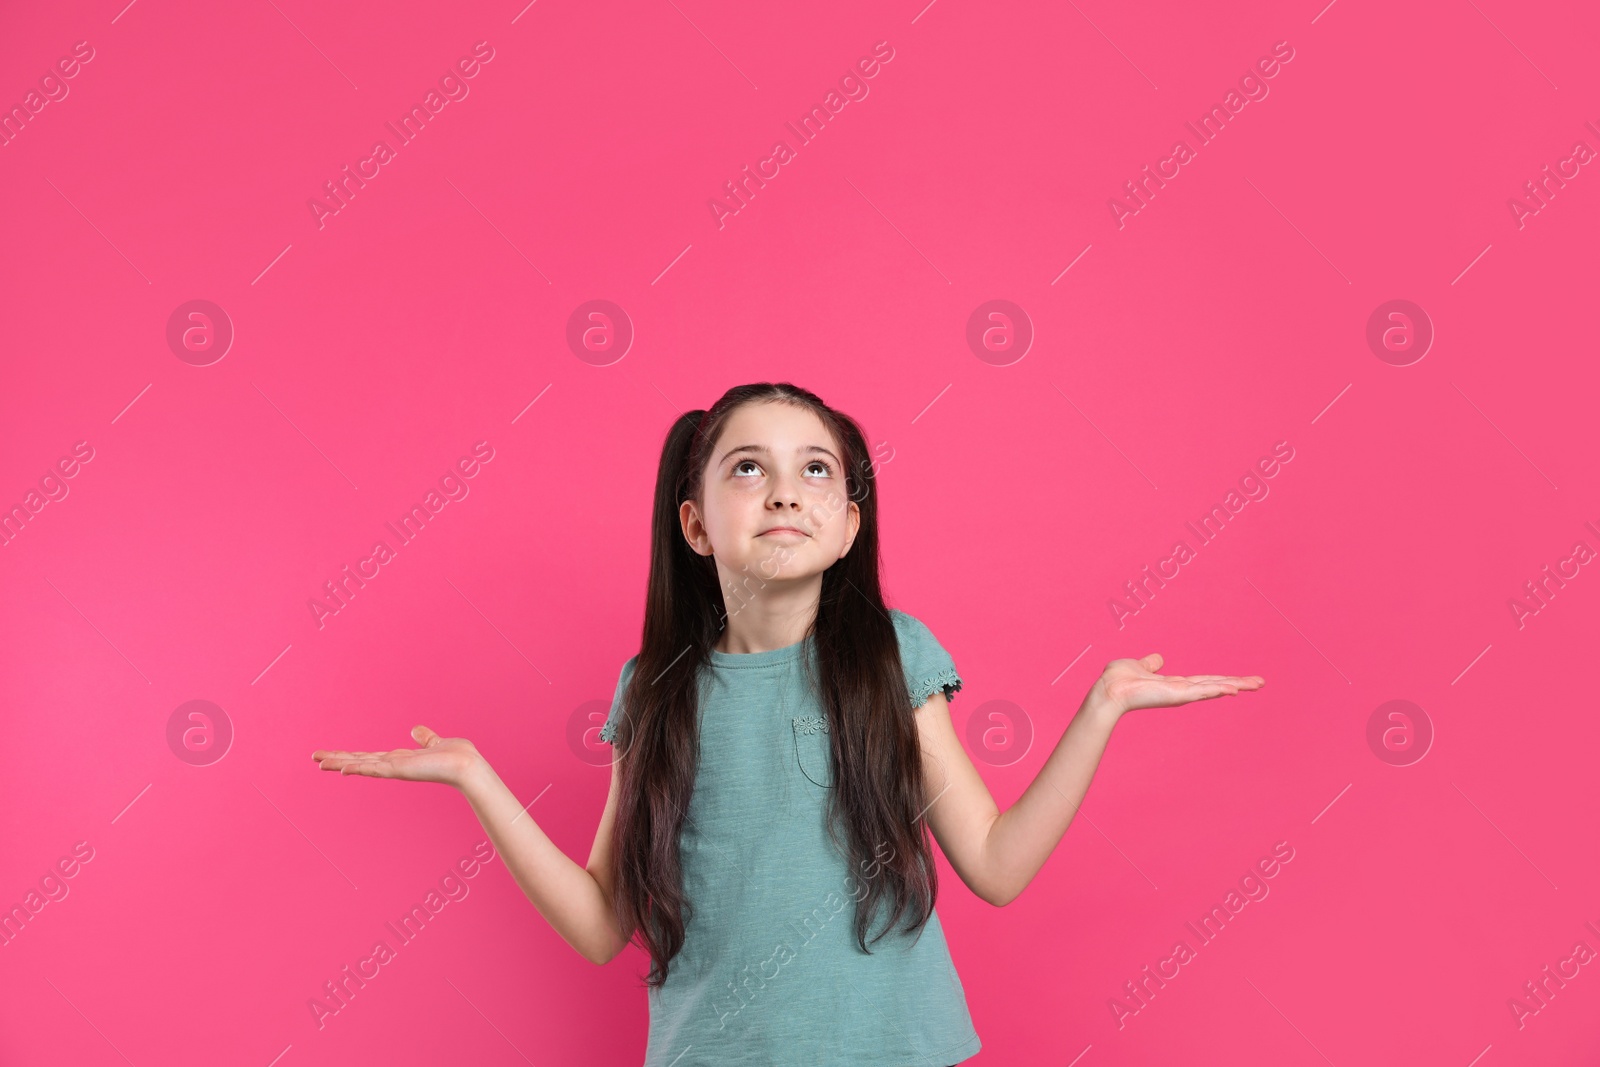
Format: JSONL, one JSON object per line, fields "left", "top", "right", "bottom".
{"left": 808, "top": 489, "right": 844, "bottom": 525}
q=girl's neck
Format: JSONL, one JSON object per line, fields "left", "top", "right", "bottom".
{"left": 714, "top": 583, "right": 821, "bottom": 654}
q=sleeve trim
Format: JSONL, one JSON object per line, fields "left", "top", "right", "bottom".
{"left": 910, "top": 667, "right": 963, "bottom": 710}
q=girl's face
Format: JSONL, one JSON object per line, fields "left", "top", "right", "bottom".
{"left": 680, "top": 400, "right": 861, "bottom": 591}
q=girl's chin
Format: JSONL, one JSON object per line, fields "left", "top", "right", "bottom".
{"left": 720, "top": 557, "right": 827, "bottom": 582}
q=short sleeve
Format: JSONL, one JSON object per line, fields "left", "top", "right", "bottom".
{"left": 597, "top": 656, "right": 638, "bottom": 745}
{"left": 891, "top": 609, "right": 963, "bottom": 710}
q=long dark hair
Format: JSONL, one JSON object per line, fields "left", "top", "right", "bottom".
{"left": 608, "top": 382, "right": 938, "bottom": 989}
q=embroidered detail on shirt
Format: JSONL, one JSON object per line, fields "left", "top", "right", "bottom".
{"left": 911, "top": 668, "right": 963, "bottom": 710}
{"left": 792, "top": 715, "right": 830, "bottom": 735}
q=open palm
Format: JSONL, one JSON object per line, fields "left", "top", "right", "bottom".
{"left": 312, "top": 725, "right": 481, "bottom": 788}
{"left": 1098, "top": 653, "right": 1264, "bottom": 715}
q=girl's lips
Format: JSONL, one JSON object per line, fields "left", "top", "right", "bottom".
{"left": 759, "top": 528, "right": 808, "bottom": 537}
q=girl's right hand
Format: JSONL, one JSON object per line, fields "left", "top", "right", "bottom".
{"left": 312, "top": 725, "right": 484, "bottom": 790}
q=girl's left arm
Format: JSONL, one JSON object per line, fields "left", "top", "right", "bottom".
{"left": 914, "top": 653, "right": 1264, "bottom": 907}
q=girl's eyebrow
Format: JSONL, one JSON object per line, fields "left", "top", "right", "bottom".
{"left": 719, "top": 443, "right": 842, "bottom": 467}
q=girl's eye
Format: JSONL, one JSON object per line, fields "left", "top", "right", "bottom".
{"left": 731, "top": 460, "right": 835, "bottom": 478}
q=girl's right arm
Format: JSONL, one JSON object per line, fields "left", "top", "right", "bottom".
{"left": 457, "top": 744, "right": 635, "bottom": 965}
{"left": 312, "top": 725, "right": 635, "bottom": 966}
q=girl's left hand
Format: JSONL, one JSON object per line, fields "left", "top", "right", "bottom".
{"left": 1093, "top": 653, "right": 1264, "bottom": 717}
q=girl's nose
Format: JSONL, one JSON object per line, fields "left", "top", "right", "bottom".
{"left": 767, "top": 483, "right": 801, "bottom": 509}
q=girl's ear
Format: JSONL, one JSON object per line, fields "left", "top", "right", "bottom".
{"left": 680, "top": 499, "right": 713, "bottom": 556}
{"left": 840, "top": 501, "right": 860, "bottom": 557}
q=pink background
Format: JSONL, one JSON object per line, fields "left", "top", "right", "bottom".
{"left": 3, "top": 0, "right": 1598, "bottom": 1064}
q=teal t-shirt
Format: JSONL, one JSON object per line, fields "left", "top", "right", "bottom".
{"left": 599, "top": 608, "right": 982, "bottom": 1067}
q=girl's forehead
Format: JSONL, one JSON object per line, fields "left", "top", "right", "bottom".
{"left": 716, "top": 402, "right": 838, "bottom": 453}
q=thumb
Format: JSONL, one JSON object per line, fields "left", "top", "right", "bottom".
{"left": 411, "top": 725, "right": 440, "bottom": 746}
{"left": 1141, "top": 653, "right": 1163, "bottom": 671}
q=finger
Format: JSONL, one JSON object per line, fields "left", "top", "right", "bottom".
{"left": 316, "top": 751, "right": 370, "bottom": 766}
{"left": 1139, "top": 653, "right": 1163, "bottom": 671}
{"left": 1170, "top": 676, "right": 1257, "bottom": 693}
{"left": 1174, "top": 682, "right": 1235, "bottom": 700}
{"left": 1184, "top": 674, "right": 1265, "bottom": 687}
{"left": 412, "top": 725, "right": 441, "bottom": 747}
{"left": 1209, "top": 676, "right": 1263, "bottom": 691}
{"left": 317, "top": 754, "right": 386, "bottom": 772}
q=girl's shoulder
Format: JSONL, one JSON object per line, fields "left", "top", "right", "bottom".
{"left": 887, "top": 606, "right": 935, "bottom": 640}
{"left": 887, "top": 606, "right": 951, "bottom": 659}
{"left": 887, "top": 608, "right": 964, "bottom": 710}
{"left": 598, "top": 655, "right": 639, "bottom": 746}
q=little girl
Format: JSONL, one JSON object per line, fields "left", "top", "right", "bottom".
{"left": 313, "top": 382, "right": 1263, "bottom": 1065}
